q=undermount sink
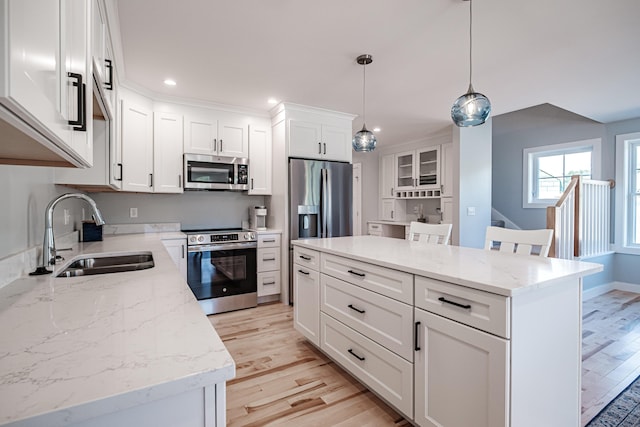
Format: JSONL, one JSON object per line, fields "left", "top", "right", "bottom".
{"left": 57, "top": 252, "right": 154, "bottom": 278}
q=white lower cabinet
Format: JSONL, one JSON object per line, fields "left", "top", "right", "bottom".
{"left": 414, "top": 308, "right": 509, "bottom": 427}
{"left": 161, "top": 238, "right": 187, "bottom": 280}
{"left": 320, "top": 313, "right": 414, "bottom": 417}
{"left": 293, "top": 247, "right": 320, "bottom": 345}
{"left": 257, "top": 233, "right": 281, "bottom": 297}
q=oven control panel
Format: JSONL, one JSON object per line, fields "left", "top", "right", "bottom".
{"left": 187, "top": 231, "right": 256, "bottom": 245}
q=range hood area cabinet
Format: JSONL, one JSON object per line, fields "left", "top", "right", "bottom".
{"left": 248, "top": 124, "right": 272, "bottom": 195}
{"left": 183, "top": 114, "right": 249, "bottom": 158}
{"left": 0, "top": 0, "right": 93, "bottom": 168}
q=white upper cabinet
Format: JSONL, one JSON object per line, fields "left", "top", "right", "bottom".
{"left": 396, "top": 146, "right": 440, "bottom": 191}
{"left": 153, "top": 112, "right": 183, "bottom": 193}
{"left": 121, "top": 99, "right": 153, "bottom": 192}
{"left": 184, "top": 114, "right": 248, "bottom": 158}
{"left": 289, "top": 120, "right": 352, "bottom": 162}
{"left": 0, "top": 0, "right": 92, "bottom": 167}
{"left": 440, "top": 142, "right": 453, "bottom": 197}
{"left": 248, "top": 123, "right": 272, "bottom": 195}
{"left": 379, "top": 154, "right": 395, "bottom": 199}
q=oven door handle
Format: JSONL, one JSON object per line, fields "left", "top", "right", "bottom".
{"left": 187, "top": 242, "right": 257, "bottom": 252}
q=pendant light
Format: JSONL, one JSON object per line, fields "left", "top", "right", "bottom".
{"left": 353, "top": 54, "right": 377, "bottom": 152}
{"left": 451, "top": 0, "right": 491, "bottom": 127}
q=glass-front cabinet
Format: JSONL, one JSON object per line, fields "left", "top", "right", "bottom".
{"left": 396, "top": 147, "right": 440, "bottom": 191}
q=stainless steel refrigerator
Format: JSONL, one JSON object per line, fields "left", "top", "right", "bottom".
{"left": 288, "top": 158, "right": 352, "bottom": 301}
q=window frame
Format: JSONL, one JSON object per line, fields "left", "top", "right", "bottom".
{"left": 615, "top": 132, "right": 640, "bottom": 254}
{"left": 522, "top": 138, "right": 601, "bottom": 209}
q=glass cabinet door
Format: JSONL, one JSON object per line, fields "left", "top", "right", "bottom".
{"left": 416, "top": 147, "right": 440, "bottom": 188}
{"left": 396, "top": 151, "right": 415, "bottom": 189}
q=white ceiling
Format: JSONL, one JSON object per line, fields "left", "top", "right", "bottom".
{"left": 114, "top": 0, "right": 640, "bottom": 147}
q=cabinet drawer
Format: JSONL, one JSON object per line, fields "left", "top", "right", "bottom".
{"left": 321, "top": 274, "right": 414, "bottom": 361}
{"left": 257, "top": 247, "right": 280, "bottom": 272}
{"left": 320, "top": 313, "right": 413, "bottom": 418}
{"left": 367, "top": 223, "right": 382, "bottom": 232}
{"left": 415, "top": 276, "right": 510, "bottom": 338}
{"left": 368, "top": 230, "right": 383, "bottom": 237}
{"left": 258, "top": 233, "right": 281, "bottom": 248}
{"left": 321, "top": 253, "right": 413, "bottom": 304}
{"left": 293, "top": 246, "right": 320, "bottom": 271}
{"left": 258, "top": 271, "right": 280, "bottom": 296}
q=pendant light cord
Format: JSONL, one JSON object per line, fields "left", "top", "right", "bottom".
{"left": 362, "top": 61, "right": 367, "bottom": 125}
{"left": 468, "top": 0, "right": 473, "bottom": 89}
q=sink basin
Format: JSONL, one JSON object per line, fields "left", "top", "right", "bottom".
{"left": 57, "top": 252, "right": 154, "bottom": 278}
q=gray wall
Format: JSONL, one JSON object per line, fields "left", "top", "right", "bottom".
{"left": 492, "top": 104, "right": 607, "bottom": 229}
{"left": 0, "top": 165, "right": 82, "bottom": 260}
{"left": 91, "top": 191, "right": 265, "bottom": 230}
{"left": 352, "top": 150, "right": 379, "bottom": 235}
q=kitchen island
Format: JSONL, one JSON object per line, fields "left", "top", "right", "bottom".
{"left": 0, "top": 234, "right": 234, "bottom": 427}
{"left": 291, "top": 235, "right": 602, "bottom": 427}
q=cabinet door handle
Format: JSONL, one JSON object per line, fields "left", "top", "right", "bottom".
{"left": 213, "top": 138, "right": 217, "bottom": 152}
{"left": 438, "top": 297, "right": 471, "bottom": 310}
{"left": 391, "top": 210, "right": 394, "bottom": 219}
{"left": 390, "top": 188, "right": 393, "bottom": 197}
{"left": 323, "top": 143, "right": 326, "bottom": 155}
{"left": 299, "top": 255, "right": 311, "bottom": 261}
{"left": 347, "top": 269, "right": 365, "bottom": 277}
{"left": 348, "top": 304, "right": 365, "bottom": 314}
{"left": 318, "top": 142, "right": 322, "bottom": 154}
{"left": 149, "top": 173, "right": 153, "bottom": 187}
{"left": 104, "top": 59, "right": 113, "bottom": 90}
{"left": 181, "top": 244, "right": 185, "bottom": 259}
{"left": 251, "top": 178, "right": 254, "bottom": 190}
{"left": 414, "top": 321, "right": 421, "bottom": 351}
{"left": 117, "top": 163, "right": 123, "bottom": 181}
{"left": 347, "top": 349, "right": 365, "bottom": 361}
{"left": 298, "top": 269, "right": 310, "bottom": 275}
{"left": 67, "top": 73, "right": 86, "bottom": 131}
{"left": 263, "top": 281, "right": 276, "bottom": 286}
{"left": 220, "top": 139, "right": 223, "bottom": 152}
{"left": 263, "top": 239, "right": 276, "bottom": 243}
{"left": 179, "top": 174, "right": 182, "bottom": 188}
{"left": 263, "top": 257, "right": 276, "bottom": 261}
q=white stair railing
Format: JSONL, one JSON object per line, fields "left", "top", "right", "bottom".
{"left": 546, "top": 176, "right": 613, "bottom": 259}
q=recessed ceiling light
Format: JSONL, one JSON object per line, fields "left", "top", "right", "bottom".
{"left": 373, "top": 127, "right": 381, "bottom": 132}
{"left": 164, "top": 79, "right": 177, "bottom": 86}
{"left": 267, "top": 98, "right": 278, "bottom": 105}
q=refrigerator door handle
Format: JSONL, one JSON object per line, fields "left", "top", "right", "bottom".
{"left": 320, "top": 168, "right": 328, "bottom": 238}
{"left": 325, "top": 167, "right": 332, "bottom": 236}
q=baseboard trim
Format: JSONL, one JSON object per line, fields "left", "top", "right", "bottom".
{"left": 583, "top": 281, "right": 640, "bottom": 300}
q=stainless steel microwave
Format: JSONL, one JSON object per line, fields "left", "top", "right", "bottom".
{"left": 184, "top": 154, "right": 249, "bottom": 190}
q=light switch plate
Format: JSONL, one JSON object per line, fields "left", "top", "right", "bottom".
{"left": 467, "top": 207, "right": 476, "bottom": 216}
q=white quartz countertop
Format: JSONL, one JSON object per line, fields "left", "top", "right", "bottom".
{"left": 367, "top": 220, "right": 412, "bottom": 226}
{"left": 0, "top": 234, "right": 234, "bottom": 426}
{"left": 292, "top": 236, "right": 603, "bottom": 296}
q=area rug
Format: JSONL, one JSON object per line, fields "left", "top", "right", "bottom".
{"left": 587, "top": 375, "right": 640, "bottom": 426}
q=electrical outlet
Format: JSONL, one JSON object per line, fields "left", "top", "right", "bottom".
{"left": 413, "top": 206, "right": 419, "bottom": 214}
{"left": 130, "top": 207, "right": 138, "bottom": 218}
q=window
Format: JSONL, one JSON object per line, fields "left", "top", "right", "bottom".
{"left": 615, "top": 132, "right": 640, "bottom": 251}
{"left": 523, "top": 139, "right": 601, "bottom": 208}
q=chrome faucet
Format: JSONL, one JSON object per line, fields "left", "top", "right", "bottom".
{"left": 30, "top": 193, "right": 105, "bottom": 275}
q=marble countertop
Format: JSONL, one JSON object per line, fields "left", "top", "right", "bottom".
{"left": 292, "top": 236, "right": 603, "bottom": 296}
{"left": 367, "top": 220, "right": 412, "bottom": 226}
{"left": 0, "top": 234, "right": 235, "bottom": 426}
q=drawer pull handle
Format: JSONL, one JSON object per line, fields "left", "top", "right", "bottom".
{"left": 414, "top": 321, "right": 421, "bottom": 351}
{"left": 299, "top": 255, "right": 312, "bottom": 261}
{"left": 263, "top": 281, "right": 276, "bottom": 285}
{"left": 263, "top": 258, "right": 276, "bottom": 261}
{"left": 348, "top": 304, "right": 365, "bottom": 314}
{"left": 347, "top": 270, "right": 365, "bottom": 277}
{"left": 298, "top": 269, "right": 310, "bottom": 275}
{"left": 347, "top": 349, "right": 365, "bottom": 361}
{"left": 438, "top": 297, "right": 471, "bottom": 310}
{"left": 263, "top": 239, "right": 276, "bottom": 243}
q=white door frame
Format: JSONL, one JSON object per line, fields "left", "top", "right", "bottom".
{"left": 352, "top": 162, "right": 362, "bottom": 236}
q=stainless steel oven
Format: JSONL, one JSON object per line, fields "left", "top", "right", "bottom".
{"left": 184, "top": 154, "right": 249, "bottom": 190}
{"left": 184, "top": 228, "right": 257, "bottom": 315}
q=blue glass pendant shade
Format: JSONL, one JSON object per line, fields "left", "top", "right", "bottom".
{"left": 352, "top": 125, "right": 377, "bottom": 152}
{"left": 451, "top": 85, "right": 491, "bottom": 127}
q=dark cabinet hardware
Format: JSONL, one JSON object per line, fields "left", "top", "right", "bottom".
{"left": 318, "top": 142, "right": 322, "bottom": 154}
{"left": 348, "top": 349, "right": 365, "bottom": 361}
{"left": 116, "top": 163, "right": 123, "bottom": 181}
{"left": 347, "top": 270, "right": 365, "bottom": 277}
{"left": 67, "top": 72, "right": 86, "bottom": 131}
{"left": 299, "top": 255, "right": 311, "bottom": 261}
{"left": 298, "top": 269, "right": 309, "bottom": 275}
{"left": 251, "top": 178, "right": 254, "bottom": 190}
{"left": 263, "top": 239, "right": 276, "bottom": 243}
{"left": 178, "top": 174, "right": 182, "bottom": 188}
{"left": 181, "top": 245, "right": 185, "bottom": 259}
{"left": 323, "top": 143, "right": 326, "bottom": 154}
{"left": 438, "top": 297, "right": 471, "bottom": 310}
{"left": 220, "top": 139, "right": 223, "bottom": 152}
{"left": 414, "top": 321, "right": 421, "bottom": 351}
{"left": 348, "top": 304, "right": 365, "bottom": 314}
{"left": 263, "top": 281, "right": 276, "bottom": 286}
{"left": 149, "top": 173, "right": 153, "bottom": 187}
{"left": 104, "top": 59, "right": 113, "bottom": 90}
{"left": 263, "top": 257, "right": 276, "bottom": 262}
{"left": 213, "top": 138, "right": 217, "bottom": 151}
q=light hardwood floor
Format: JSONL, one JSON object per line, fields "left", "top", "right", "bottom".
{"left": 209, "top": 302, "right": 410, "bottom": 426}
{"left": 209, "top": 290, "right": 640, "bottom": 427}
{"left": 581, "top": 289, "right": 640, "bottom": 426}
